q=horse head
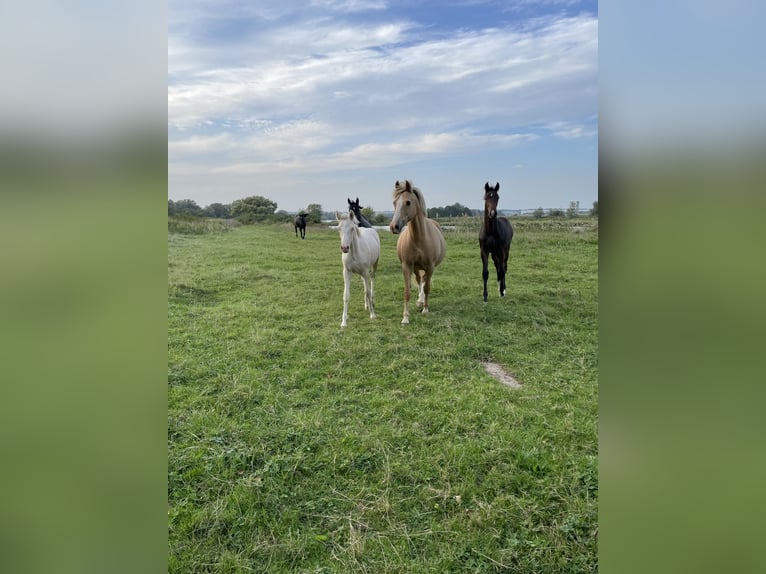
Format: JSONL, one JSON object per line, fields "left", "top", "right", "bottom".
{"left": 348, "top": 197, "right": 361, "bottom": 221}
{"left": 390, "top": 180, "right": 424, "bottom": 234}
{"left": 483, "top": 182, "right": 501, "bottom": 219}
{"left": 336, "top": 211, "right": 355, "bottom": 253}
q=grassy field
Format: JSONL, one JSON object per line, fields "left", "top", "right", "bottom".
{"left": 168, "top": 216, "right": 598, "bottom": 573}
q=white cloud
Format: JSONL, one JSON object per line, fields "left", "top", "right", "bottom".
{"left": 309, "top": 0, "right": 388, "bottom": 12}
{"left": 168, "top": 3, "right": 598, "bottom": 209}
{"left": 193, "top": 131, "right": 537, "bottom": 175}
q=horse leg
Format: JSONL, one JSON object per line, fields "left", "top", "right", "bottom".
{"left": 492, "top": 253, "right": 505, "bottom": 297}
{"left": 415, "top": 271, "right": 425, "bottom": 308}
{"left": 499, "top": 247, "right": 509, "bottom": 297}
{"left": 295, "top": 226, "right": 298, "bottom": 237}
{"left": 301, "top": 227, "right": 306, "bottom": 239}
{"left": 481, "top": 249, "right": 489, "bottom": 302}
{"left": 401, "top": 265, "right": 412, "bottom": 325}
{"left": 341, "top": 267, "right": 351, "bottom": 328}
{"left": 368, "top": 264, "right": 377, "bottom": 319}
{"left": 421, "top": 271, "right": 432, "bottom": 314}
{"left": 362, "top": 271, "right": 376, "bottom": 319}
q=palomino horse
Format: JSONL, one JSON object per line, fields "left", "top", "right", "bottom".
{"left": 347, "top": 197, "right": 373, "bottom": 228}
{"left": 479, "top": 182, "right": 513, "bottom": 302}
{"left": 335, "top": 212, "right": 380, "bottom": 328}
{"left": 389, "top": 180, "right": 446, "bottom": 324}
{"left": 294, "top": 213, "right": 307, "bottom": 239}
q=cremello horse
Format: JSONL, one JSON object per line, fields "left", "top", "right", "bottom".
{"left": 388, "top": 180, "right": 446, "bottom": 324}
{"left": 336, "top": 212, "right": 380, "bottom": 328}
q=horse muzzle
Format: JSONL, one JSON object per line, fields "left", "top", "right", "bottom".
{"left": 390, "top": 221, "right": 401, "bottom": 234}
{"left": 341, "top": 246, "right": 350, "bottom": 253}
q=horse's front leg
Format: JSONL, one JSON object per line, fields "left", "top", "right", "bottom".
{"left": 341, "top": 267, "right": 352, "bottom": 328}
{"left": 491, "top": 252, "right": 504, "bottom": 296}
{"left": 499, "top": 247, "right": 509, "bottom": 297}
{"left": 415, "top": 271, "right": 425, "bottom": 308}
{"left": 481, "top": 249, "right": 489, "bottom": 302}
{"left": 401, "top": 265, "right": 412, "bottom": 325}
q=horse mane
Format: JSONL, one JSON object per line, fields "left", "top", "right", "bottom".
{"left": 335, "top": 211, "right": 357, "bottom": 231}
{"left": 393, "top": 180, "right": 426, "bottom": 214}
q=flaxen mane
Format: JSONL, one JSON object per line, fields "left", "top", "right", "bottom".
{"left": 393, "top": 180, "right": 426, "bottom": 214}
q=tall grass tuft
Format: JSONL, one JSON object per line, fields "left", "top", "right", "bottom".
{"left": 168, "top": 216, "right": 238, "bottom": 235}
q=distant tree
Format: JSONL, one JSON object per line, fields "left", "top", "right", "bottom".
{"left": 273, "top": 210, "right": 293, "bottom": 223}
{"left": 170, "top": 198, "right": 203, "bottom": 217}
{"left": 203, "top": 202, "right": 231, "bottom": 218}
{"left": 427, "top": 203, "right": 472, "bottom": 218}
{"left": 567, "top": 201, "right": 580, "bottom": 218}
{"left": 444, "top": 202, "right": 471, "bottom": 217}
{"left": 590, "top": 200, "right": 598, "bottom": 216}
{"left": 361, "top": 206, "right": 375, "bottom": 221}
{"left": 305, "top": 204, "right": 323, "bottom": 224}
{"left": 532, "top": 207, "right": 545, "bottom": 219}
{"left": 549, "top": 208, "right": 565, "bottom": 218}
{"left": 231, "top": 196, "right": 277, "bottom": 223}
{"left": 374, "top": 213, "right": 386, "bottom": 225}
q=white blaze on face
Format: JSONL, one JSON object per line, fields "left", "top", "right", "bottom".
{"left": 338, "top": 216, "right": 354, "bottom": 253}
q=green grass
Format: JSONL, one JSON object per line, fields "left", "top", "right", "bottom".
{"left": 168, "top": 216, "right": 239, "bottom": 235}
{"left": 168, "top": 217, "right": 598, "bottom": 573}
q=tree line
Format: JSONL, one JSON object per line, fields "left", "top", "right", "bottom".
{"left": 168, "top": 197, "right": 325, "bottom": 224}
{"left": 169, "top": 196, "right": 598, "bottom": 224}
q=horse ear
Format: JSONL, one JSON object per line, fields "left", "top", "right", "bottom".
{"left": 494, "top": 182, "right": 500, "bottom": 192}
{"left": 395, "top": 180, "right": 399, "bottom": 187}
{"left": 356, "top": 197, "right": 359, "bottom": 204}
{"left": 347, "top": 198, "right": 352, "bottom": 205}
{"left": 405, "top": 180, "right": 412, "bottom": 191}
{"left": 335, "top": 211, "right": 342, "bottom": 220}
{"left": 485, "top": 182, "right": 490, "bottom": 192}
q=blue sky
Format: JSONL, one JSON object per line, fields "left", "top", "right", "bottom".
{"left": 168, "top": 0, "right": 598, "bottom": 213}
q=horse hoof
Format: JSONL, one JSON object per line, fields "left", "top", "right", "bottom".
{"left": 341, "top": 322, "right": 347, "bottom": 328}
{"left": 370, "top": 314, "right": 376, "bottom": 320}
{"left": 401, "top": 318, "right": 409, "bottom": 325}
{"left": 421, "top": 308, "right": 429, "bottom": 315}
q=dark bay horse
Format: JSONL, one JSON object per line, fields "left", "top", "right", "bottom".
{"left": 347, "top": 197, "right": 373, "bottom": 228}
{"left": 479, "top": 182, "right": 513, "bottom": 302}
{"left": 294, "top": 213, "right": 308, "bottom": 239}
{"left": 389, "top": 180, "right": 446, "bottom": 324}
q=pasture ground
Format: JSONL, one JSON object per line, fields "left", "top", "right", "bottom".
{"left": 168, "top": 217, "right": 598, "bottom": 573}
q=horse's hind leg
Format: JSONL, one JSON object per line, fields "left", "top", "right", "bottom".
{"left": 341, "top": 268, "right": 352, "bottom": 328}
{"left": 420, "top": 271, "right": 433, "bottom": 314}
{"left": 368, "top": 264, "right": 377, "bottom": 319}
{"left": 362, "top": 271, "right": 376, "bottom": 319}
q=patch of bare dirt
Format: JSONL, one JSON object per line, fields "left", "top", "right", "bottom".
{"left": 482, "top": 361, "right": 522, "bottom": 389}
